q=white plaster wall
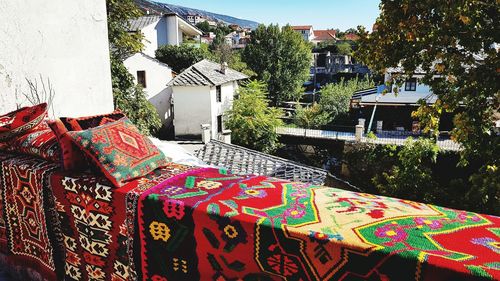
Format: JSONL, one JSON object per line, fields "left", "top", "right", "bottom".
{"left": 210, "top": 82, "right": 237, "bottom": 138}
{"left": 166, "top": 16, "right": 180, "bottom": 46}
{"left": 0, "top": 0, "right": 113, "bottom": 117}
{"left": 173, "top": 86, "right": 212, "bottom": 136}
{"left": 123, "top": 53, "right": 173, "bottom": 125}
{"left": 141, "top": 19, "right": 160, "bottom": 57}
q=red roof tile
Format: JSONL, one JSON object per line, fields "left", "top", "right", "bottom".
{"left": 314, "top": 30, "right": 337, "bottom": 41}
{"left": 291, "top": 25, "right": 313, "bottom": 30}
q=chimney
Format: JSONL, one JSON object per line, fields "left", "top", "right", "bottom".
{"left": 221, "top": 62, "right": 228, "bottom": 74}
{"left": 146, "top": 9, "right": 150, "bottom": 15}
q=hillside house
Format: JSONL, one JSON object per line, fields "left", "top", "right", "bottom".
{"left": 291, "top": 25, "right": 315, "bottom": 42}
{"left": 352, "top": 69, "right": 455, "bottom": 133}
{"left": 123, "top": 53, "right": 174, "bottom": 132}
{"left": 312, "top": 29, "right": 337, "bottom": 45}
{"left": 128, "top": 14, "right": 203, "bottom": 57}
{"left": 186, "top": 13, "right": 205, "bottom": 25}
{"left": 168, "top": 60, "right": 248, "bottom": 139}
{"left": 125, "top": 14, "right": 202, "bottom": 133}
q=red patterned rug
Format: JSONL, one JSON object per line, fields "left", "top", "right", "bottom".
{"left": 137, "top": 167, "right": 500, "bottom": 281}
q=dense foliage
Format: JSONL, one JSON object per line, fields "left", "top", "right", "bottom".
{"left": 243, "top": 24, "right": 312, "bottom": 105}
{"left": 344, "top": 140, "right": 499, "bottom": 215}
{"left": 293, "top": 104, "right": 332, "bottom": 129}
{"left": 319, "top": 77, "right": 374, "bottom": 121}
{"left": 106, "top": 0, "right": 161, "bottom": 135}
{"left": 356, "top": 0, "right": 499, "bottom": 213}
{"left": 225, "top": 81, "right": 284, "bottom": 153}
{"left": 155, "top": 44, "right": 211, "bottom": 73}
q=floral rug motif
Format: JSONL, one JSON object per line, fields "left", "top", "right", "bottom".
{"left": 138, "top": 168, "right": 500, "bottom": 281}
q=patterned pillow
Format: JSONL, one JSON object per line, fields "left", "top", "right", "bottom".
{"left": 67, "top": 118, "right": 169, "bottom": 187}
{"left": 60, "top": 110, "right": 125, "bottom": 131}
{"left": 48, "top": 110, "right": 125, "bottom": 171}
{"left": 47, "top": 119, "right": 88, "bottom": 170}
{"left": 0, "top": 103, "right": 47, "bottom": 141}
{"left": 8, "top": 121, "right": 61, "bottom": 162}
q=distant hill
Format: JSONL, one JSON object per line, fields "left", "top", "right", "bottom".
{"left": 135, "top": 0, "right": 260, "bottom": 29}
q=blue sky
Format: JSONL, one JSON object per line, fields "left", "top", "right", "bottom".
{"left": 156, "top": 0, "right": 381, "bottom": 31}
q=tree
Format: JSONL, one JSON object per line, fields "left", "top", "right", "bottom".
{"left": 356, "top": 0, "right": 499, "bottom": 213}
{"left": 374, "top": 138, "right": 440, "bottom": 203}
{"left": 243, "top": 24, "right": 312, "bottom": 105}
{"left": 335, "top": 42, "right": 353, "bottom": 55}
{"left": 293, "top": 103, "right": 332, "bottom": 129}
{"left": 225, "top": 81, "right": 284, "bottom": 153}
{"left": 319, "top": 77, "right": 374, "bottom": 121}
{"left": 196, "top": 21, "right": 211, "bottom": 33}
{"left": 228, "top": 51, "right": 256, "bottom": 78}
{"left": 155, "top": 44, "right": 210, "bottom": 73}
{"left": 106, "top": 0, "right": 161, "bottom": 135}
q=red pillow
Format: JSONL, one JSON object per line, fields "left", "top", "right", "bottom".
{"left": 60, "top": 110, "right": 125, "bottom": 131}
{"left": 0, "top": 103, "right": 47, "bottom": 141}
{"left": 49, "top": 110, "right": 126, "bottom": 171}
{"left": 67, "top": 118, "right": 169, "bottom": 187}
{"left": 8, "top": 121, "right": 61, "bottom": 162}
{"left": 47, "top": 120, "right": 88, "bottom": 170}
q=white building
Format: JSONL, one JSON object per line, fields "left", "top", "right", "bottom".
{"left": 0, "top": 0, "right": 113, "bottom": 117}
{"left": 168, "top": 60, "right": 248, "bottom": 139}
{"left": 291, "top": 26, "right": 315, "bottom": 42}
{"left": 128, "top": 14, "right": 203, "bottom": 57}
{"left": 126, "top": 14, "right": 202, "bottom": 134}
{"left": 186, "top": 14, "right": 205, "bottom": 25}
{"left": 123, "top": 53, "right": 174, "bottom": 129}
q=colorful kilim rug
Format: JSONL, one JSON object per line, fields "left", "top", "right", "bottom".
{"left": 138, "top": 167, "right": 500, "bottom": 281}
{"left": 0, "top": 154, "right": 63, "bottom": 280}
{"left": 50, "top": 163, "right": 192, "bottom": 281}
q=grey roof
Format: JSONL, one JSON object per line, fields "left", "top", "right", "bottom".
{"left": 128, "top": 15, "right": 161, "bottom": 31}
{"left": 169, "top": 59, "right": 248, "bottom": 87}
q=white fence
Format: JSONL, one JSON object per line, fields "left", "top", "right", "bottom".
{"left": 276, "top": 126, "right": 462, "bottom": 151}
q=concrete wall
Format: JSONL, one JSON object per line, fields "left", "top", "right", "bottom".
{"left": 173, "top": 86, "right": 212, "bottom": 136}
{"left": 0, "top": 0, "right": 114, "bottom": 117}
{"left": 123, "top": 53, "right": 173, "bottom": 126}
{"left": 173, "top": 82, "right": 237, "bottom": 138}
{"left": 166, "top": 16, "right": 180, "bottom": 46}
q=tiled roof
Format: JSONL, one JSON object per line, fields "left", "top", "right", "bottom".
{"left": 344, "top": 33, "right": 360, "bottom": 41}
{"left": 314, "top": 30, "right": 336, "bottom": 41}
{"left": 128, "top": 15, "right": 162, "bottom": 31}
{"left": 291, "top": 25, "right": 313, "bottom": 30}
{"left": 168, "top": 59, "right": 248, "bottom": 87}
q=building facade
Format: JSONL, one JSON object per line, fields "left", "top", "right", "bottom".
{"left": 169, "top": 60, "right": 248, "bottom": 139}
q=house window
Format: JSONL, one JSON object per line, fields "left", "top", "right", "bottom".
{"left": 137, "top": 71, "right": 147, "bottom": 88}
{"left": 217, "top": 115, "right": 223, "bottom": 133}
{"left": 216, "top": 85, "right": 222, "bottom": 102}
{"left": 404, "top": 78, "right": 417, "bottom": 91}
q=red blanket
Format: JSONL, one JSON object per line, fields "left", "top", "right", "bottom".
{"left": 0, "top": 155, "right": 62, "bottom": 280}
{"left": 137, "top": 167, "right": 500, "bottom": 281}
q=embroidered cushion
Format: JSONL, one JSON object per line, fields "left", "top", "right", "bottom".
{"left": 8, "top": 121, "right": 61, "bottom": 162}
{"left": 0, "top": 103, "right": 47, "bottom": 141}
{"left": 47, "top": 119, "right": 88, "bottom": 170}
{"left": 67, "top": 118, "right": 169, "bottom": 187}
{"left": 49, "top": 110, "right": 125, "bottom": 171}
{"left": 60, "top": 110, "right": 125, "bottom": 131}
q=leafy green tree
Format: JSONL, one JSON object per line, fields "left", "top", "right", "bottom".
{"left": 293, "top": 103, "right": 332, "bottom": 129}
{"left": 228, "top": 51, "right": 256, "bottom": 78}
{"left": 335, "top": 42, "right": 353, "bottom": 55}
{"left": 356, "top": 0, "right": 499, "bottom": 213}
{"left": 196, "top": 21, "right": 211, "bottom": 33}
{"left": 106, "top": 0, "right": 161, "bottom": 135}
{"left": 225, "top": 81, "right": 284, "bottom": 153}
{"left": 374, "top": 138, "right": 440, "bottom": 203}
{"left": 243, "top": 24, "right": 312, "bottom": 105}
{"left": 155, "top": 44, "right": 210, "bottom": 73}
{"left": 319, "top": 77, "right": 374, "bottom": 121}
